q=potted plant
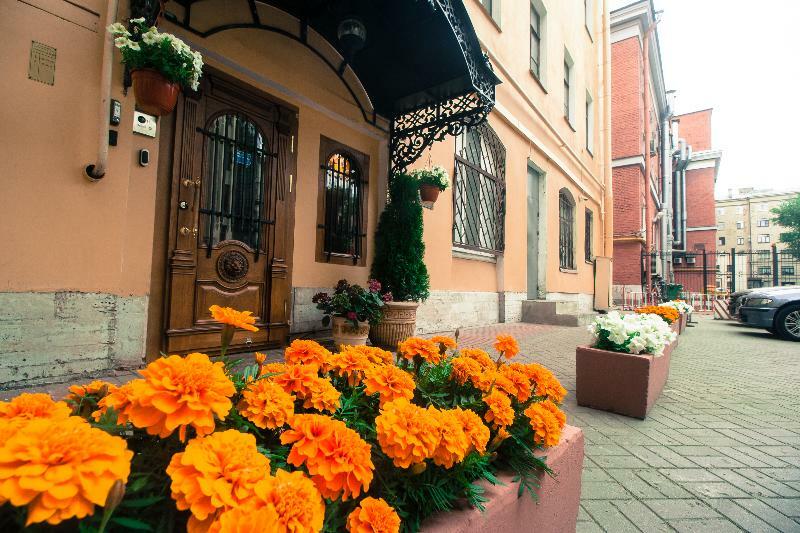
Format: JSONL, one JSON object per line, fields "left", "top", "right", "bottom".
{"left": 370, "top": 173, "right": 430, "bottom": 348}
{"left": 576, "top": 311, "right": 677, "bottom": 418}
{"left": 312, "top": 279, "right": 384, "bottom": 347}
{"left": 635, "top": 304, "right": 681, "bottom": 334}
{"left": 661, "top": 300, "right": 693, "bottom": 332}
{"left": 108, "top": 18, "right": 203, "bottom": 116}
{"left": 411, "top": 165, "right": 450, "bottom": 206}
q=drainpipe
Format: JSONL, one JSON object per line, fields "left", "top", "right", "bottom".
{"left": 601, "top": 0, "right": 614, "bottom": 261}
{"left": 641, "top": 16, "right": 660, "bottom": 290}
{"left": 681, "top": 145, "right": 691, "bottom": 250}
{"left": 661, "top": 94, "right": 674, "bottom": 281}
{"left": 84, "top": 0, "right": 119, "bottom": 181}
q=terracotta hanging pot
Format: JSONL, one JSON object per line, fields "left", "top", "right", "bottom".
{"left": 131, "top": 68, "right": 180, "bottom": 116}
{"left": 419, "top": 184, "right": 441, "bottom": 204}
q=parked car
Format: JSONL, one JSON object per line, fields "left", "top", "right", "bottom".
{"left": 738, "top": 287, "right": 800, "bottom": 341}
{"left": 729, "top": 285, "right": 798, "bottom": 316}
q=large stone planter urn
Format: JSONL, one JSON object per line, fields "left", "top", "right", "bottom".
{"left": 369, "top": 301, "right": 419, "bottom": 349}
{"left": 576, "top": 341, "right": 677, "bottom": 419}
{"left": 331, "top": 316, "right": 369, "bottom": 348}
{"left": 423, "top": 425, "right": 584, "bottom": 532}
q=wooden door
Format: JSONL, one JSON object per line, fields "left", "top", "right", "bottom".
{"left": 164, "top": 71, "right": 296, "bottom": 355}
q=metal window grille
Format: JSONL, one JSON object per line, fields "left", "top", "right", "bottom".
{"left": 559, "top": 191, "right": 575, "bottom": 269}
{"left": 199, "top": 113, "right": 273, "bottom": 258}
{"left": 322, "top": 152, "right": 363, "bottom": 262}
{"left": 584, "top": 209, "right": 593, "bottom": 262}
{"left": 453, "top": 123, "right": 506, "bottom": 253}
{"left": 530, "top": 7, "right": 541, "bottom": 77}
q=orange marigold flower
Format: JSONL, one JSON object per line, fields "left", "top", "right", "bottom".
{"left": 92, "top": 381, "right": 135, "bottom": 425}
{"left": 430, "top": 408, "right": 470, "bottom": 469}
{"left": 347, "top": 497, "right": 401, "bottom": 533}
{"left": 452, "top": 407, "right": 490, "bottom": 454}
{"left": 397, "top": 337, "right": 442, "bottom": 364}
{"left": 208, "top": 505, "right": 281, "bottom": 533}
{"left": 516, "top": 363, "right": 567, "bottom": 403}
{"left": 482, "top": 390, "right": 514, "bottom": 428}
{"left": 494, "top": 334, "right": 520, "bottom": 359}
{"left": 327, "top": 347, "right": 373, "bottom": 386}
{"left": 469, "top": 369, "right": 501, "bottom": 393}
{"left": 64, "top": 380, "right": 113, "bottom": 403}
{"left": 339, "top": 345, "right": 394, "bottom": 366}
{"left": 460, "top": 348, "right": 493, "bottom": 369}
{"left": 238, "top": 379, "right": 295, "bottom": 430}
{"left": 167, "top": 430, "right": 270, "bottom": 522}
{"left": 302, "top": 377, "right": 341, "bottom": 413}
{"left": 500, "top": 367, "right": 532, "bottom": 402}
{"left": 254, "top": 352, "right": 267, "bottom": 365}
{"left": 0, "top": 416, "right": 132, "bottom": 526}
{"left": 635, "top": 305, "right": 679, "bottom": 324}
{"left": 126, "top": 353, "right": 235, "bottom": 440}
{"left": 363, "top": 365, "right": 415, "bottom": 406}
{"left": 450, "top": 356, "right": 482, "bottom": 385}
{"left": 524, "top": 400, "right": 565, "bottom": 447}
{"left": 209, "top": 305, "right": 259, "bottom": 331}
{"left": 260, "top": 362, "right": 288, "bottom": 377}
{"left": 285, "top": 339, "right": 331, "bottom": 367}
{"left": 430, "top": 336, "right": 457, "bottom": 350}
{"left": 375, "top": 399, "right": 441, "bottom": 468}
{"left": 273, "top": 364, "right": 320, "bottom": 396}
{"left": 281, "top": 414, "right": 374, "bottom": 500}
{"left": 251, "top": 469, "right": 325, "bottom": 532}
{"left": 0, "top": 393, "right": 72, "bottom": 422}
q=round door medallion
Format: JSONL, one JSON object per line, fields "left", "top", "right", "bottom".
{"left": 217, "top": 250, "right": 249, "bottom": 283}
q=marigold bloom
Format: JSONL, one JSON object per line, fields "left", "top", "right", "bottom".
{"left": 254, "top": 352, "right": 267, "bottom": 365}
{"left": 375, "top": 399, "right": 441, "bottom": 468}
{"left": 494, "top": 334, "right": 520, "bottom": 359}
{"left": 0, "top": 416, "right": 132, "bottom": 526}
{"left": 430, "top": 335, "right": 457, "bottom": 350}
{"left": 208, "top": 505, "right": 281, "bottom": 533}
{"left": 363, "top": 365, "right": 415, "bottom": 406}
{"left": 251, "top": 469, "right": 325, "bottom": 532}
{"left": 167, "top": 430, "right": 270, "bottom": 521}
{"left": 260, "top": 362, "right": 288, "bottom": 377}
{"left": 0, "top": 393, "right": 72, "bottom": 422}
{"left": 125, "top": 353, "right": 235, "bottom": 440}
{"left": 64, "top": 380, "right": 113, "bottom": 403}
{"left": 302, "top": 377, "right": 341, "bottom": 413}
{"left": 238, "top": 379, "right": 295, "bottom": 429}
{"left": 209, "top": 304, "right": 259, "bottom": 332}
{"left": 281, "top": 414, "right": 373, "bottom": 500}
{"left": 635, "top": 305, "right": 679, "bottom": 324}
{"left": 327, "top": 347, "right": 373, "bottom": 385}
{"left": 92, "top": 381, "right": 136, "bottom": 424}
{"left": 430, "top": 408, "right": 470, "bottom": 468}
{"left": 524, "top": 400, "right": 565, "bottom": 447}
{"left": 273, "top": 364, "right": 320, "bottom": 396}
{"left": 397, "top": 337, "right": 442, "bottom": 364}
{"left": 517, "top": 363, "right": 567, "bottom": 403}
{"left": 284, "top": 339, "right": 331, "bottom": 367}
{"left": 452, "top": 407, "right": 490, "bottom": 454}
{"left": 347, "top": 497, "right": 401, "bottom": 533}
{"left": 469, "top": 369, "right": 501, "bottom": 393}
{"left": 337, "top": 345, "right": 393, "bottom": 366}
{"left": 460, "top": 348, "right": 493, "bottom": 369}
{"left": 482, "top": 390, "right": 514, "bottom": 428}
{"left": 499, "top": 367, "right": 532, "bottom": 402}
{"left": 450, "top": 356, "right": 482, "bottom": 385}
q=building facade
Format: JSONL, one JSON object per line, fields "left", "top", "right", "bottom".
{"left": 0, "top": 0, "right": 612, "bottom": 387}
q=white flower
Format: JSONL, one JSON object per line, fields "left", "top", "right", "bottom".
{"left": 141, "top": 28, "right": 160, "bottom": 45}
{"left": 107, "top": 23, "right": 128, "bottom": 36}
{"left": 590, "top": 311, "right": 675, "bottom": 356}
{"left": 126, "top": 41, "right": 141, "bottom": 51}
{"left": 130, "top": 17, "right": 146, "bottom": 24}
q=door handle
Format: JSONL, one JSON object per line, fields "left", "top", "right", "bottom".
{"left": 182, "top": 178, "right": 202, "bottom": 188}
{"left": 180, "top": 226, "right": 198, "bottom": 237}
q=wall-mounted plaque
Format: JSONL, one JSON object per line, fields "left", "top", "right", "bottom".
{"left": 28, "top": 41, "right": 57, "bottom": 86}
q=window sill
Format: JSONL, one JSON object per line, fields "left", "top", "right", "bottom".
{"left": 559, "top": 267, "right": 578, "bottom": 274}
{"left": 452, "top": 246, "right": 497, "bottom": 263}
{"left": 530, "top": 70, "right": 548, "bottom": 94}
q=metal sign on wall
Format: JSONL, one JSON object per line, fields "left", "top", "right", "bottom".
{"left": 28, "top": 41, "right": 57, "bottom": 86}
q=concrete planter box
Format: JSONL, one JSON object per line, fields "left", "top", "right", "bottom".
{"left": 576, "top": 341, "right": 676, "bottom": 419}
{"left": 679, "top": 313, "right": 687, "bottom": 333}
{"left": 670, "top": 320, "right": 680, "bottom": 335}
{"left": 423, "top": 425, "right": 584, "bottom": 533}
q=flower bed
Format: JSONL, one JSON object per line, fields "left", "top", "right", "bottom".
{"left": 661, "top": 300, "right": 694, "bottom": 333}
{"left": 0, "top": 308, "right": 573, "bottom": 533}
{"left": 576, "top": 312, "right": 678, "bottom": 419}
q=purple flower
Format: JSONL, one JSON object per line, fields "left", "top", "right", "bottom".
{"left": 382, "top": 292, "right": 394, "bottom": 302}
{"left": 312, "top": 292, "right": 329, "bottom": 304}
{"left": 347, "top": 311, "right": 357, "bottom": 320}
{"left": 368, "top": 279, "right": 382, "bottom": 293}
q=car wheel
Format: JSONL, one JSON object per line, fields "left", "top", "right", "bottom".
{"left": 775, "top": 305, "right": 800, "bottom": 342}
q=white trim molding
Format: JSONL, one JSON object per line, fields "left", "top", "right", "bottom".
{"left": 687, "top": 149, "right": 722, "bottom": 176}
{"left": 686, "top": 226, "right": 718, "bottom": 232}
{"left": 612, "top": 155, "right": 645, "bottom": 170}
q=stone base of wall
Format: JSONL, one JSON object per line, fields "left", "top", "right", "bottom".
{"left": 0, "top": 292, "right": 146, "bottom": 388}
{"left": 545, "top": 292, "right": 595, "bottom": 313}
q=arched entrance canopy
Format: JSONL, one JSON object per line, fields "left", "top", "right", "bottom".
{"left": 147, "top": 0, "right": 500, "bottom": 174}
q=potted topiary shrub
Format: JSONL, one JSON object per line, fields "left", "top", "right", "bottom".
{"left": 411, "top": 165, "right": 449, "bottom": 207}
{"left": 108, "top": 18, "right": 203, "bottom": 116}
{"left": 370, "top": 173, "right": 430, "bottom": 348}
{"left": 312, "top": 279, "right": 384, "bottom": 347}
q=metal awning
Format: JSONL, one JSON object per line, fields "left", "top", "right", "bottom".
{"left": 144, "top": 0, "right": 499, "bottom": 174}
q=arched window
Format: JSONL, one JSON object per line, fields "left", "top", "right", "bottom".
{"left": 453, "top": 123, "right": 506, "bottom": 253}
{"left": 559, "top": 188, "right": 576, "bottom": 269}
{"left": 315, "top": 137, "right": 369, "bottom": 265}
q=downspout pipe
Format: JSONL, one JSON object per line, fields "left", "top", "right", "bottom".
{"left": 661, "top": 112, "right": 672, "bottom": 281}
{"left": 84, "top": 0, "right": 119, "bottom": 181}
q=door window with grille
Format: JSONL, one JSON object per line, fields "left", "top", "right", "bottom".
{"left": 200, "top": 113, "right": 269, "bottom": 252}
{"left": 315, "top": 137, "right": 369, "bottom": 265}
{"left": 453, "top": 123, "right": 506, "bottom": 253}
{"left": 559, "top": 189, "right": 576, "bottom": 269}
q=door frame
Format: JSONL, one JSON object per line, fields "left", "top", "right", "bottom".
{"left": 146, "top": 67, "right": 298, "bottom": 361}
{"left": 527, "top": 160, "right": 547, "bottom": 300}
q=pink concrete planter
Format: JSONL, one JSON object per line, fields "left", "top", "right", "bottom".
{"left": 423, "top": 425, "right": 584, "bottom": 533}
{"left": 679, "top": 313, "right": 687, "bottom": 333}
{"left": 670, "top": 320, "right": 680, "bottom": 335}
{"left": 576, "top": 342, "right": 676, "bottom": 419}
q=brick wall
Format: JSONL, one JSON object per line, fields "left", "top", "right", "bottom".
{"left": 612, "top": 166, "right": 644, "bottom": 235}
{"left": 613, "top": 241, "right": 643, "bottom": 285}
{"left": 611, "top": 37, "right": 643, "bottom": 159}
{"left": 675, "top": 110, "right": 712, "bottom": 152}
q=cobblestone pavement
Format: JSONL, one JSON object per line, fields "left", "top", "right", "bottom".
{"left": 456, "top": 317, "right": 800, "bottom": 533}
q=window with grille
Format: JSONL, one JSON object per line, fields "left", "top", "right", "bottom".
{"left": 584, "top": 209, "right": 593, "bottom": 262}
{"left": 530, "top": 5, "right": 541, "bottom": 78}
{"left": 737, "top": 237, "right": 745, "bottom": 245}
{"left": 757, "top": 234, "right": 771, "bottom": 243}
{"left": 315, "top": 137, "right": 369, "bottom": 265}
{"left": 757, "top": 219, "right": 770, "bottom": 227}
{"left": 559, "top": 189, "right": 576, "bottom": 269}
{"left": 453, "top": 123, "right": 506, "bottom": 253}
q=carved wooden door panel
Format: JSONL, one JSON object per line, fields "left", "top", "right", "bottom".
{"left": 164, "top": 72, "right": 296, "bottom": 354}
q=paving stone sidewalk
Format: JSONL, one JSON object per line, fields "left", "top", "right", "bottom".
{"left": 455, "top": 317, "right": 800, "bottom": 533}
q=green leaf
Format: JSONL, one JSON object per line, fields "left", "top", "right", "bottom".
{"left": 110, "top": 516, "right": 154, "bottom": 530}
{"left": 120, "top": 495, "right": 163, "bottom": 508}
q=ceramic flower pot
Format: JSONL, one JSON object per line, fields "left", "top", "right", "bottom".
{"left": 331, "top": 316, "right": 370, "bottom": 348}
{"left": 131, "top": 68, "right": 180, "bottom": 116}
{"left": 369, "top": 301, "right": 419, "bottom": 349}
{"left": 419, "top": 184, "right": 441, "bottom": 204}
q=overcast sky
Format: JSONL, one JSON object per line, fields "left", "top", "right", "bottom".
{"left": 613, "top": 0, "right": 800, "bottom": 198}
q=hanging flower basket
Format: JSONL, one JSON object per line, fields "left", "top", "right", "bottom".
{"left": 411, "top": 165, "right": 449, "bottom": 209}
{"left": 419, "top": 183, "right": 441, "bottom": 204}
{"left": 130, "top": 68, "right": 180, "bottom": 116}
